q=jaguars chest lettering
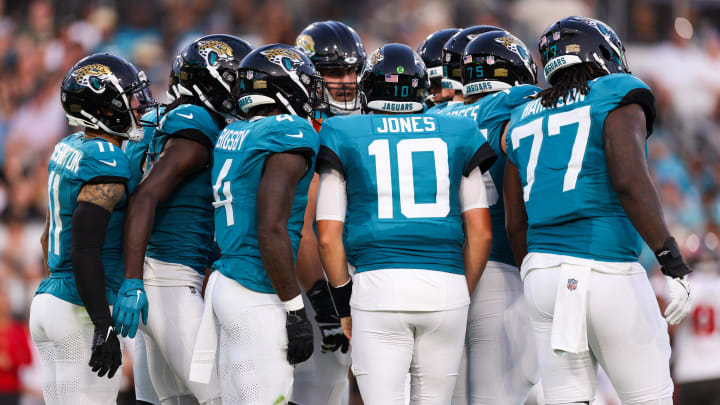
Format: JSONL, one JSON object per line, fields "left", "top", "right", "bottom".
{"left": 216, "top": 129, "right": 250, "bottom": 151}
{"left": 375, "top": 116, "right": 437, "bottom": 133}
{"left": 50, "top": 143, "right": 82, "bottom": 173}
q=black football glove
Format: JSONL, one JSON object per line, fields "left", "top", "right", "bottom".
{"left": 286, "top": 308, "right": 314, "bottom": 365}
{"left": 307, "top": 280, "right": 349, "bottom": 353}
{"left": 89, "top": 324, "right": 122, "bottom": 378}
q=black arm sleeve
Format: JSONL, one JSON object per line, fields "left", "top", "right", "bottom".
{"left": 71, "top": 201, "right": 112, "bottom": 328}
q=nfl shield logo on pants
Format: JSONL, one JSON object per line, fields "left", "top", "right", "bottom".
{"left": 567, "top": 278, "right": 578, "bottom": 291}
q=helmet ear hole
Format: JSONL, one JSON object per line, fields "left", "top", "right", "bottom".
{"left": 599, "top": 44, "right": 611, "bottom": 61}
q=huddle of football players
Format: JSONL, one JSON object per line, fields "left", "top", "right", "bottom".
{"left": 28, "top": 13, "right": 694, "bottom": 405}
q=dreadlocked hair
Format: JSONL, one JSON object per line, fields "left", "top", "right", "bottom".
{"left": 538, "top": 63, "right": 607, "bottom": 107}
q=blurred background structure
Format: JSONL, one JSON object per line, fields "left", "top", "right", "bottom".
{"left": 0, "top": 0, "right": 719, "bottom": 404}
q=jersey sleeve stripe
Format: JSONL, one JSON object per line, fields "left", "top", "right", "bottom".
{"left": 316, "top": 146, "right": 345, "bottom": 176}
{"left": 169, "top": 128, "right": 214, "bottom": 152}
{"left": 617, "top": 88, "right": 656, "bottom": 136}
{"left": 464, "top": 143, "right": 497, "bottom": 176}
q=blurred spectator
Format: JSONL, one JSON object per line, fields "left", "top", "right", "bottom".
{"left": 0, "top": 287, "right": 31, "bottom": 405}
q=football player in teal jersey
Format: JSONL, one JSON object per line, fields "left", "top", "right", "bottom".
{"left": 29, "top": 53, "right": 157, "bottom": 405}
{"left": 293, "top": 21, "right": 365, "bottom": 405}
{"left": 122, "top": 58, "right": 183, "bottom": 405}
{"left": 316, "top": 43, "right": 496, "bottom": 404}
{"left": 434, "top": 25, "right": 501, "bottom": 110}
{"left": 205, "top": 44, "right": 323, "bottom": 403}
{"left": 503, "top": 16, "right": 692, "bottom": 405}
{"left": 428, "top": 30, "right": 541, "bottom": 405}
{"left": 114, "top": 35, "right": 251, "bottom": 405}
{"left": 417, "top": 28, "right": 459, "bottom": 109}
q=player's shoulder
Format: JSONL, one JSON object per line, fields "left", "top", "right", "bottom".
{"left": 76, "top": 137, "right": 131, "bottom": 180}
{"left": 255, "top": 114, "right": 318, "bottom": 147}
{"left": 432, "top": 111, "right": 476, "bottom": 130}
{"left": 426, "top": 100, "right": 461, "bottom": 115}
{"left": 589, "top": 73, "right": 651, "bottom": 99}
{"left": 159, "top": 104, "right": 219, "bottom": 135}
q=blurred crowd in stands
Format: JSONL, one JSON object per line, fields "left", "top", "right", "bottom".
{"left": 0, "top": 0, "right": 718, "bottom": 404}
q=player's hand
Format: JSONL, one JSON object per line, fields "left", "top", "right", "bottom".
{"left": 89, "top": 325, "right": 122, "bottom": 378}
{"left": 341, "top": 316, "right": 352, "bottom": 341}
{"left": 112, "top": 278, "right": 148, "bottom": 338}
{"left": 664, "top": 275, "right": 691, "bottom": 325}
{"left": 286, "top": 308, "right": 314, "bottom": 365}
{"left": 307, "top": 280, "right": 349, "bottom": 353}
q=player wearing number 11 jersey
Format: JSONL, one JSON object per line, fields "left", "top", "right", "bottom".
{"left": 503, "top": 16, "right": 692, "bottom": 404}
{"left": 316, "top": 43, "right": 496, "bottom": 403}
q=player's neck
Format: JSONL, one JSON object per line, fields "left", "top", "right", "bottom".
{"left": 84, "top": 128, "right": 122, "bottom": 147}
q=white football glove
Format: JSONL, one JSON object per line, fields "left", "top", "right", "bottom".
{"left": 664, "top": 275, "right": 691, "bottom": 325}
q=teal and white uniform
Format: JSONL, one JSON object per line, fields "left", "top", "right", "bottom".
{"left": 505, "top": 74, "right": 654, "bottom": 262}
{"left": 429, "top": 84, "right": 540, "bottom": 266}
{"left": 210, "top": 114, "right": 319, "bottom": 404}
{"left": 212, "top": 114, "right": 319, "bottom": 293}
{"left": 506, "top": 73, "right": 672, "bottom": 405}
{"left": 428, "top": 85, "right": 542, "bottom": 404}
{"left": 37, "top": 133, "right": 132, "bottom": 306}
{"left": 315, "top": 112, "right": 495, "bottom": 403}
{"left": 144, "top": 104, "right": 221, "bottom": 273}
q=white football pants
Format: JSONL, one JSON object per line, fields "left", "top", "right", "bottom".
{"left": 140, "top": 258, "right": 221, "bottom": 405}
{"left": 291, "top": 292, "right": 350, "bottom": 405}
{"left": 29, "top": 293, "right": 121, "bottom": 405}
{"left": 453, "top": 261, "right": 539, "bottom": 405}
{"left": 523, "top": 257, "right": 673, "bottom": 404}
{"left": 351, "top": 306, "right": 468, "bottom": 405}
{"left": 211, "top": 271, "right": 294, "bottom": 405}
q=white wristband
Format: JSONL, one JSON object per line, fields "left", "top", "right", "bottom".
{"left": 282, "top": 294, "right": 304, "bottom": 312}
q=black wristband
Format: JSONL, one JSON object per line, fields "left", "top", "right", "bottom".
{"left": 328, "top": 279, "right": 352, "bottom": 318}
{"left": 71, "top": 202, "right": 112, "bottom": 328}
{"left": 654, "top": 237, "right": 692, "bottom": 278}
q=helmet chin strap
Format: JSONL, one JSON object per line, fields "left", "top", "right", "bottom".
{"left": 192, "top": 84, "right": 237, "bottom": 122}
{"left": 275, "top": 92, "right": 298, "bottom": 116}
{"left": 324, "top": 87, "right": 360, "bottom": 115}
{"left": 592, "top": 52, "right": 611, "bottom": 75}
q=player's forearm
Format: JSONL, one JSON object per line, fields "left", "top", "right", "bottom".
{"left": 316, "top": 221, "right": 349, "bottom": 287}
{"left": 258, "top": 223, "right": 302, "bottom": 301}
{"left": 296, "top": 228, "right": 326, "bottom": 291}
{"left": 40, "top": 212, "right": 49, "bottom": 274}
{"left": 463, "top": 209, "right": 492, "bottom": 295}
{"left": 123, "top": 192, "right": 157, "bottom": 280}
{"left": 295, "top": 174, "right": 326, "bottom": 291}
{"left": 503, "top": 161, "right": 528, "bottom": 265}
{"left": 72, "top": 202, "right": 112, "bottom": 327}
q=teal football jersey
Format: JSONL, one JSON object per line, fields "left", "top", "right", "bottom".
{"left": 505, "top": 73, "right": 655, "bottom": 262}
{"left": 36, "top": 133, "right": 132, "bottom": 306}
{"left": 145, "top": 104, "right": 221, "bottom": 273}
{"left": 428, "top": 84, "right": 540, "bottom": 266}
{"left": 123, "top": 107, "right": 164, "bottom": 186}
{"left": 317, "top": 114, "right": 496, "bottom": 275}
{"left": 424, "top": 100, "right": 461, "bottom": 115}
{"left": 212, "top": 115, "right": 319, "bottom": 294}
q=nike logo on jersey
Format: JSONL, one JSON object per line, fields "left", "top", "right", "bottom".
{"left": 178, "top": 112, "right": 194, "bottom": 119}
{"left": 285, "top": 131, "right": 303, "bottom": 138}
{"left": 99, "top": 159, "right": 117, "bottom": 167}
{"left": 135, "top": 290, "right": 142, "bottom": 305}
